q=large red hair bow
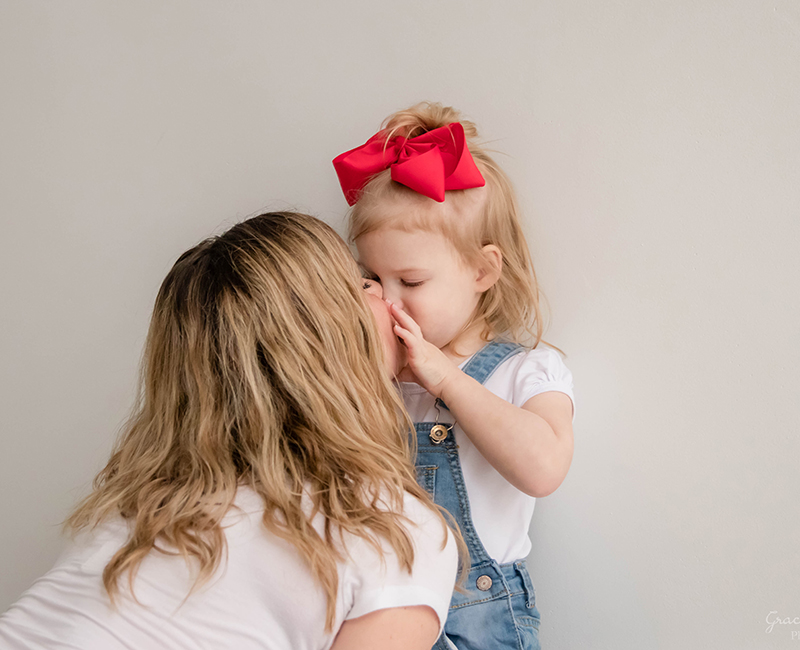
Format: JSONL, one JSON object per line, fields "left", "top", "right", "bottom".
{"left": 332, "top": 122, "right": 485, "bottom": 205}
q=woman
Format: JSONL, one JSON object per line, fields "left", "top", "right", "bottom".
{"left": 0, "top": 212, "right": 461, "bottom": 649}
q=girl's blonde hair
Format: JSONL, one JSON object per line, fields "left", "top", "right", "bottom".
{"left": 67, "top": 211, "right": 464, "bottom": 630}
{"left": 349, "top": 102, "right": 545, "bottom": 347}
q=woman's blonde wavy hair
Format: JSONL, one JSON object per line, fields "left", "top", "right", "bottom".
{"left": 67, "top": 211, "right": 464, "bottom": 631}
{"left": 349, "top": 101, "right": 546, "bottom": 348}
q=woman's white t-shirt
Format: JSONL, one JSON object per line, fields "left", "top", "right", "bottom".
{"left": 0, "top": 487, "right": 457, "bottom": 650}
{"left": 399, "top": 345, "right": 574, "bottom": 563}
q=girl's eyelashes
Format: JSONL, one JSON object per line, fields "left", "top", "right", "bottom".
{"left": 360, "top": 269, "right": 422, "bottom": 288}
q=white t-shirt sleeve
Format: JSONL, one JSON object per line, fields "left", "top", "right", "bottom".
{"left": 509, "top": 346, "right": 575, "bottom": 412}
{"left": 342, "top": 493, "right": 457, "bottom": 634}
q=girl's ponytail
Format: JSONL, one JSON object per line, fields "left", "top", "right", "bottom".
{"left": 382, "top": 102, "right": 480, "bottom": 143}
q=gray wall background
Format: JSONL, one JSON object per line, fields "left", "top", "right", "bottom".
{"left": 2, "top": 2, "right": 798, "bottom": 648}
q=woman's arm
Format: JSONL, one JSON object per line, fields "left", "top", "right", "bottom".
{"left": 330, "top": 605, "right": 441, "bottom": 650}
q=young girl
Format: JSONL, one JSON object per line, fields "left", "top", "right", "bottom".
{"left": 333, "top": 103, "right": 575, "bottom": 650}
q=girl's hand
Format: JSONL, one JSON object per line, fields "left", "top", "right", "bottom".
{"left": 388, "top": 300, "right": 458, "bottom": 398}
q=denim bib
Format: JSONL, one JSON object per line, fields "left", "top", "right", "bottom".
{"left": 413, "top": 340, "right": 542, "bottom": 650}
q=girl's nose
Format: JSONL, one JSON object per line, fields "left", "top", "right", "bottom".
{"left": 381, "top": 286, "right": 403, "bottom": 311}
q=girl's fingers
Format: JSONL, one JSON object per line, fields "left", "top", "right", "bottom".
{"left": 393, "top": 323, "right": 414, "bottom": 344}
{"left": 388, "top": 301, "right": 423, "bottom": 337}
{"left": 394, "top": 324, "right": 423, "bottom": 355}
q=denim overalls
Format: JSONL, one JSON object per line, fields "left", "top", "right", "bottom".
{"left": 413, "top": 340, "right": 542, "bottom": 650}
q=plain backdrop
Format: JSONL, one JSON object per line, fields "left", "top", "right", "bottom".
{"left": 1, "top": 2, "right": 798, "bottom": 648}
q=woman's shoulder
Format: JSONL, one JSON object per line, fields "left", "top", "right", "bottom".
{"left": 350, "top": 488, "right": 453, "bottom": 550}
{"left": 339, "top": 489, "right": 458, "bottom": 631}
{"left": 233, "top": 483, "right": 453, "bottom": 561}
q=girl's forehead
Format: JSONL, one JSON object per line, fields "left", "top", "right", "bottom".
{"left": 363, "top": 189, "right": 484, "bottom": 242}
{"left": 357, "top": 227, "right": 465, "bottom": 273}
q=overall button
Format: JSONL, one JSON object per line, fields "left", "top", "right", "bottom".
{"left": 429, "top": 424, "right": 448, "bottom": 444}
{"left": 476, "top": 575, "right": 492, "bottom": 591}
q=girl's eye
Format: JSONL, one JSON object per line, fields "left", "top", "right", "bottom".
{"left": 401, "top": 280, "right": 424, "bottom": 288}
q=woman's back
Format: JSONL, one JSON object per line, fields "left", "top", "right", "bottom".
{"left": 0, "top": 212, "right": 463, "bottom": 648}
{"left": 0, "top": 487, "right": 456, "bottom": 650}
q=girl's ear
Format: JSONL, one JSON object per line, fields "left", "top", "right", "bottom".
{"left": 475, "top": 245, "right": 502, "bottom": 292}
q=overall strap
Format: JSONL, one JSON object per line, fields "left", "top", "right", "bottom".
{"left": 436, "top": 340, "right": 524, "bottom": 412}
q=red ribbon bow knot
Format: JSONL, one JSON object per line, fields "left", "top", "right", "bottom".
{"left": 332, "top": 122, "right": 485, "bottom": 205}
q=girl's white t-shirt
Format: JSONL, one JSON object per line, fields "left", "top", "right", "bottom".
{"left": 399, "top": 345, "right": 575, "bottom": 563}
{"left": 0, "top": 487, "right": 457, "bottom": 650}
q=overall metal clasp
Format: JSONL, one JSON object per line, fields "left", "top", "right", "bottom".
{"left": 429, "top": 402, "right": 454, "bottom": 444}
